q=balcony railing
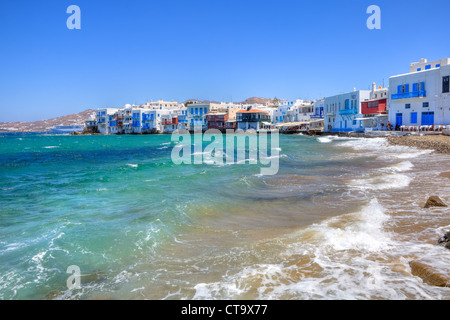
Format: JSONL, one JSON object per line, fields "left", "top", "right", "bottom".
{"left": 391, "top": 90, "right": 426, "bottom": 100}
{"left": 339, "top": 108, "right": 358, "bottom": 116}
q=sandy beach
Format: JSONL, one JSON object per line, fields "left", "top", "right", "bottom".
{"left": 387, "top": 134, "right": 450, "bottom": 155}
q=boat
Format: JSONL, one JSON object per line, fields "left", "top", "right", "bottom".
{"left": 50, "top": 125, "right": 84, "bottom": 134}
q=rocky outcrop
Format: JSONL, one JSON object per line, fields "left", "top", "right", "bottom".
{"left": 409, "top": 260, "right": 450, "bottom": 287}
{"left": 387, "top": 135, "right": 450, "bottom": 154}
{"left": 438, "top": 231, "right": 450, "bottom": 250}
{"left": 424, "top": 196, "right": 448, "bottom": 208}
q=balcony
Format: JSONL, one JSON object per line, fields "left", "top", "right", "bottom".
{"left": 339, "top": 108, "right": 358, "bottom": 116}
{"left": 392, "top": 90, "right": 426, "bottom": 100}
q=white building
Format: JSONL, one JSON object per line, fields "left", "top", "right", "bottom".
{"left": 186, "top": 103, "right": 210, "bottom": 130}
{"left": 324, "top": 90, "right": 371, "bottom": 132}
{"left": 312, "top": 99, "right": 325, "bottom": 119}
{"left": 389, "top": 58, "right": 450, "bottom": 129}
{"left": 97, "top": 108, "right": 118, "bottom": 134}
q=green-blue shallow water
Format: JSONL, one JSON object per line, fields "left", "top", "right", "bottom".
{"left": 1, "top": 133, "right": 449, "bottom": 300}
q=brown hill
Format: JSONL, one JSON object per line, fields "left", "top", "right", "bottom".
{"left": 0, "top": 109, "right": 96, "bottom": 133}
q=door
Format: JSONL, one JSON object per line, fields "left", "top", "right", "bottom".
{"left": 421, "top": 112, "right": 435, "bottom": 125}
{"left": 396, "top": 113, "right": 403, "bottom": 126}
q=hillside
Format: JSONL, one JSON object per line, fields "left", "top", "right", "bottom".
{"left": 0, "top": 109, "right": 96, "bottom": 133}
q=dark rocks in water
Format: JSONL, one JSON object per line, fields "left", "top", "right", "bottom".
{"left": 424, "top": 196, "right": 448, "bottom": 208}
{"left": 438, "top": 231, "right": 450, "bottom": 250}
{"left": 409, "top": 260, "right": 450, "bottom": 287}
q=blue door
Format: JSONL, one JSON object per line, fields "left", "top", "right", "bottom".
{"left": 421, "top": 112, "right": 435, "bottom": 125}
{"left": 396, "top": 113, "right": 403, "bottom": 126}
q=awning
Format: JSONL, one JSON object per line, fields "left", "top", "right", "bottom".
{"left": 276, "top": 122, "right": 309, "bottom": 127}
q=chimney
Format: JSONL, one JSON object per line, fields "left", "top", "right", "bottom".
{"left": 372, "top": 82, "right": 376, "bottom": 92}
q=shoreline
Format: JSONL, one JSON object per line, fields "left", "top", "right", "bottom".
{"left": 385, "top": 134, "right": 450, "bottom": 155}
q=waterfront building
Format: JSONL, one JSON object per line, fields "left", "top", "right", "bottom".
{"left": 142, "top": 110, "right": 158, "bottom": 133}
{"left": 285, "top": 102, "right": 315, "bottom": 123}
{"left": 359, "top": 83, "right": 389, "bottom": 131}
{"left": 206, "top": 103, "right": 244, "bottom": 130}
{"left": 206, "top": 112, "right": 228, "bottom": 130}
{"left": 312, "top": 100, "right": 325, "bottom": 120}
{"left": 97, "top": 108, "right": 118, "bottom": 134}
{"left": 236, "top": 109, "right": 271, "bottom": 131}
{"left": 187, "top": 103, "right": 210, "bottom": 130}
{"left": 389, "top": 58, "right": 450, "bottom": 130}
{"left": 324, "top": 90, "right": 371, "bottom": 132}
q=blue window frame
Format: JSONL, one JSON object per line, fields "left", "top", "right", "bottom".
{"left": 425, "top": 65, "right": 431, "bottom": 70}
{"left": 423, "top": 102, "right": 429, "bottom": 108}
{"left": 417, "top": 68, "right": 421, "bottom": 72}
{"left": 405, "top": 104, "right": 411, "bottom": 109}
{"left": 436, "top": 64, "right": 441, "bottom": 68}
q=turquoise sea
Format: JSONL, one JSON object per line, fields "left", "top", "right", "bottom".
{"left": 0, "top": 133, "right": 449, "bottom": 300}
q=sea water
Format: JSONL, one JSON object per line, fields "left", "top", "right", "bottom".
{"left": 0, "top": 133, "right": 449, "bottom": 300}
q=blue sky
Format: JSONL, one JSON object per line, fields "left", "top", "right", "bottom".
{"left": 1, "top": 0, "right": 450, "bottom": 122}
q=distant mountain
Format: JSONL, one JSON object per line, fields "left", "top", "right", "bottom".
{"left": 0, "top": 109, "right": 96, "bottom": 132}
{"left": 240, "top": 97, "right": 274, "bottom": 105}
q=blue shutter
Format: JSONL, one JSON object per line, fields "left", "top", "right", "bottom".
{"left": 421, "top": 82, "right": 425, "bottom": 91}
{"left": 397, "top": 85, "right": 402, "bottom": 94}
{"left": 405, "top": 84, "right": 409, "bottom": 92}
{"left": 413, "top": 83, "right": 418, "bottom": 92}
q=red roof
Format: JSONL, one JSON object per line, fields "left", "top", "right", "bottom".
{"left": 237, "top": 109, "right": 269, "bottom": 115}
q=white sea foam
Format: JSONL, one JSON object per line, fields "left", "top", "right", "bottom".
{"left": 350, "top": 173, "right": 411, "bottom": 191}
{"left": 317, "top": 136, "right": 333, "bottom": 143}
{"left": 126, "top": 164, "right": 138, "bottom": 168}
{"left": 43, "top": 146, "right": 59, "bottom": 149}
{"left": 337, "top": 137, "right": 433, "bottom": 160}
{"left": 192, "top": 199, "right": 405, "bottom": 300}
{"left": 382, "top": 161, "right": 414, "bottom": 172}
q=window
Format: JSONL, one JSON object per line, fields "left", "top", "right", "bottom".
{"left": 413, "top": 82, "right": 425, "bottom": 92}
{"left": 443, "top": 76, "right": 449, "bottom": 93}
{"left": 425, "top": 65, "right": 431, "bottom": 70}
{"left": 405, "top": 104, "right": 411, "bottom": 109}
{"left": 398, "top": 84, "right": 409, "bottom": 94}
{"left": 411, "top": 112, "right": 417, "bottom": 124}
{"left": 436, "top": 64, "right": 441, "bottom": 68}
{"left": 423, "top": 102, "right": 429, "bottom": 108}
{"left": 417, "top": 68, "right": 421, "bottom": 72}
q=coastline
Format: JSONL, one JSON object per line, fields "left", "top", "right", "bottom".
{"left": 384, "top": 133, "right": 450, "bottom": 288}
{"left": 386, "top": 134, "right": 450, "bottom": 155}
